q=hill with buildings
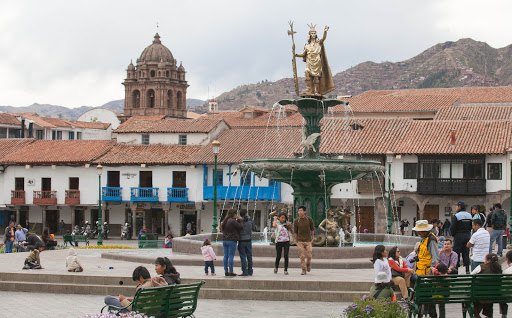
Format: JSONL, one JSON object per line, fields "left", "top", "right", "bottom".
{"left": 191, "top": 38, "right": 512, "bottom": 112}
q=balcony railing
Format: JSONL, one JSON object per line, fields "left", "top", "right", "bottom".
{"left": 65, "top": 190, "right": 80, "bottom": 205}
{"left": 203, "top": 183, "right": 281, "bottom": 201}
{"left": 131, "top": 187, "right": 159, "bottom": 202}
{"left": 418, "top": 178, "right": 486, "bottom": 195}
{"left": 102, "top": 187, "right": 122, "bottom": 202}
{"left": 11, "top": 190, "right": 25, "bottom": 205}
{"left": 167, "top": 187, "right": 188, "bottom": 202}
{"left": 33, "top": 191, "right": 57, "bottom": 205}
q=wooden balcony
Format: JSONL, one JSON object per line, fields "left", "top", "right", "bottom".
{"left": 131, "top": 187, "right": 159, "bottom": 202}
{"left": 33, "top": 191, "right": 57, "bottom": 205}
{"left": 102, "top": 187, "right": 122, "bottom": 202}
{"left": 418, "top": 178, "right": 486, "bottom": 195}
{"left": 65, "top": 190, "right": 80, "bottom": 205}
{"left": 11, "top": 190, "right": 25, "bottom": 205}
{"left": 167, "top": 187, "right": 188, "bottom": 202}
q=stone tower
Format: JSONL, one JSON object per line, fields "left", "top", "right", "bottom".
{"left": 208, "top": 98, "right": 218, "bottom": 112}
{"left": 123, "top": 33, "right": 188, "bottom": 118}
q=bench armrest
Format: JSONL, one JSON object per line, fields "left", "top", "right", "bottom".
{"left": 101, "top": 302, "right": 132, "bottom": 313}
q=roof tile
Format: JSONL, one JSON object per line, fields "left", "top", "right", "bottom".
{"left": 95, "top": 144, "right": 203, "bottom": 165}
{"left": 114, "top": 117, "right": 226, "bottom": 133}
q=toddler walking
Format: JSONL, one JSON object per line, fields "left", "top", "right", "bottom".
{"left": 201, "top": 238, "right": 216, "bottom": 275}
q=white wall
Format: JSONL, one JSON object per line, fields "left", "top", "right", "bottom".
{"left": 77, "top": 109, "right": 122, "bottom": 129}
{"left": 486, "top": 155, "right": 507, "bottom": 193}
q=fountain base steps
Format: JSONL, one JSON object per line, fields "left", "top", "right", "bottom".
{"left": 0, "top": 272, "right": 388, "bottom": 302}
{"left": 102, "top": 252, "right": 375, "bottom": 269}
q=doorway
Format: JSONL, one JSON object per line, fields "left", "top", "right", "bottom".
{"left": 180, "top": 211, "right": 197, "bottom": 236}
{"left": 42, "top": 178, "right": 51, "bottom": 191}
{"left": 140, "top": 171, "right": 153, "bottom": 187}
{"left": 173, "top": 171, "right": 186, "bottom": 188}
{"left": 74, "top": 209, "right": 85, "bottom": 227}
{"left": 419, "top": 205, "right": 439, "bottom": 222}
{"left": 107, "top": 171, "right": 120, "bottom": 187}
{"left": 356, "top": 206, "right": 375, "bottom": 233}
{"left": 69, "top": 177, "right": 79, "bottom": 190}
{"left": 15, "top": 178, "right": 24, "bottom": 191}
{"left": 46, "top": 210, "right": 59, "bottom": 234}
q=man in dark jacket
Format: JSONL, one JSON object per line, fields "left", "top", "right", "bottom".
{"left": 4, "top": 221, "right": 15, "bottom": 253}
{"left": 489, "top": 203, "right": 507, "bottom": 257}
{"left": 450, "top": 200, "right": 472, "bottom": 274}
{"left": 238, "top": 210, "right": 259, "bottom": 276}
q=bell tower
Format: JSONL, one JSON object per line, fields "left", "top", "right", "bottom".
{"left": 123, "top": 33, "right": 188, "bottom": 118}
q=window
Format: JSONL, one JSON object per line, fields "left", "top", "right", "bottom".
{"left": 69, "top": 177, "right": 79, "bottom": 190}
{"left": 57, "top": 131, "right": 62, "bottom": 140}
{"left": 241, "top": 171, "right": 251, "bottom": 185}
{"left": 216, "top": 169, "right": 223, "bottom": 186}
{"left": 142, "top": 134, "right": 150, "bottom": 145}
{"left": 179, "top": 135, "right": 187, "bottom": 145}
{"left": 68, "top": 131, "right": 75, "bottom": 140}
{"left": 488, "top": 163, "right": 502, "bottom": 180}
{"left": 76, "top": 132, "right": 82, "bottom": 140}
{"left": 0, "top": 128, "right": 7, "bottom": 139}
{"left": 150, "top": 70, "right": 156, "bottom": 77}
{"left": 9, "top": 129, "right": 21, "bottom": 138}
{"left": 403, "top": 163, "right": 418, "bottom": 179}
{"left": 465, "top": 160, "right": 484, "bottom": 179}
{"left": 36, "top": 130, "right": 43, "bottom": 140}
{"left": 421, "top": 161, "right": 439, "bottom": 178}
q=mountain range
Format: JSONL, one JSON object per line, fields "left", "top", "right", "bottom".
{"left": 2, "top": 38, "right": 512, "bottom": 118}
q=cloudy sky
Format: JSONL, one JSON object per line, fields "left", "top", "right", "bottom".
{"left": 1, "top": 0, "right": 512, "bottom": 108}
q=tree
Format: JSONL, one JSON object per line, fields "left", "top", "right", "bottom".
{"left": 256, "top": 91, "right": 262, "bottom": 98}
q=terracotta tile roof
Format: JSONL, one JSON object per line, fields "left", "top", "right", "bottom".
{"left": 40, "top": 117, "right": 73, "bottom": 128}
{"left": 209, "top": 111, "right": 303, "bottom": 128}
{"left": 186, "top": 111, "right": 202, "bottom": 119}
{"left": 357, "top": 86, "right": 512, "bottom": 104}
{"left": 320, "top": 118, "right": 412, "bottom": 155}
{"left": 332, "top": 95, "right": 459, "bottom": 113}
{"left": 124, "top": 115, "right": 166, "bottom": 124}
{"left": 0, "top": 113, "right": 21, "bottom": 125}
{"left": 240, "top": 106, "right": 269, "bottom": 113}
{"left": 395, "top": 120, "right": 512, "bottom": 155}
{"left": 67, "top": 120, "right": 111, "bottom": 129}
{"left": 1, "top": 140, "right": 116, "bottom": 164}
{"left": 434, "top": 105, "right": 512, "bottom": 121}
{"left": 193, "top": 128, "right": 303, "bottom": 164}
{"left": 95, "top": 144, "right": 203, "bottom": 165}
{"left": 24, "top": 115, "right": 57, "bottom": 128}
{"left": 0, "top": 139, "right": 35, "bottom": 160}
{"left": 114, "top": 117, "right": 227, "bottom": 133}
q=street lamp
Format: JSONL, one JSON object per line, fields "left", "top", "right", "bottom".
{"left": 212, "top": 140, "right": 221, "bottom": 233}
{"left": 97, "top": 164, "right": 103, "bottom": 246}
{"left": 386, "top": 151, "right": 394, "bottom": 234}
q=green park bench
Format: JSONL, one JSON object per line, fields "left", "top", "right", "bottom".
{"left": 408, "top": 274, "right": 512, "bottom": 318}
{"left": 63, "top": 234, "right": 89, "bottom": 247}
{"left": 102, "top": 281, "right": 205, "bottom": 318}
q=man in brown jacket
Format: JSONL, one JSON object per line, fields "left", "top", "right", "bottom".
{"left": 294, "top": 206, "right": 315, "bottom": 275}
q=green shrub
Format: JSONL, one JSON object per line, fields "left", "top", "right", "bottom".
{"left": 342, "top": 296, "right": 409, "bottom": 318}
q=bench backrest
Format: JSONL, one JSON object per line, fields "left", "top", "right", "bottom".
{"left": 63, "top": 234, "right": 73, "bottom": 241}
{"left": 168, "top": 281, "right": 205, "bottom": 317}
{"left": 415, "top": 275, "right": 473, "bottom": 304}
{"left": 473, "top": 274, "right": 512, "bottom": 303}
{"left": 74, "top": 235, "right": 87, "bottom": 241}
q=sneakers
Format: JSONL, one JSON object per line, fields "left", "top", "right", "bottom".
{"left": 284, "top": 271, "right": 289, "bottom": 275}
{"left": 205, "top": 273, "right": 209, "bottom": 276}
{"left": 274, "top": 268, "right": 278, "bottom": 274}
{"left": 211, "top": 273, "right": 216, "bottom": 276}
{"left": 301, "top": 269, "right": 306, "bottom": 275}
{"left": 229, "top": 272, "right": 237, "bottom": 276}
{"left": 307, "top": 264, "right": 311, "bottom": 272}
{"left": 238, "top": 273, "right": 248, "bottom": 277}
{"left": 225, "top": 272, "right": 230, "bottom": 277}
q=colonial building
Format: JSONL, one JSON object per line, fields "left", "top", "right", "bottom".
{"left": 122, "top": 33, "right": 188, "bottom": 119}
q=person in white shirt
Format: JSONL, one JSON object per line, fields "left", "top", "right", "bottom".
{"left": 467, "top": 218, "right": 490, "bottom": 271}
{"left": 504, "top": 250, "right": 512, "bottom": 275}
{"left": 371, "top": 244, "right": 391, "bottom": 283}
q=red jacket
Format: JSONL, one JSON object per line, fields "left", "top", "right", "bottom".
{"left": 388, "top": 258, "right": 409, "bottom": 273}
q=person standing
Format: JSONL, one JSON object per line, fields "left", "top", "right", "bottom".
{"left": 442, "top": 219, "right": 451, "bottom": 237}
{"left": 413, "top": 220, "right": 439, "bottom": 275}
{"left": 293, "top": 206, "right": 315, "bottom": 275}
{"left": 201, "top": 238, "right": 216, "bottom": 276}
{"left": 489, "top": 203, "right": 507, "bottom": 257}
{"left": 59, "top": 220, "right": 65, "bottom": 235}
{"left": 3, "top": 221, "right": 15, "bottom": 253}
{"left": 238, "top": 210, "right": 258, "bottom": 276}
{"left": 411, "top": 217, "right": 417, "bottom": 236}
{"left": 468, "top": 219, "right": 490, "bottom": 271}
{"left": 273, "top": 212, "right": 293, "bottom": 275}
{"left": 15, "top": 224, "right": 28, "bottom": 252}
{"left": 449, "top": 200, "right": 472, "bottom": 274}
{"left": 220, "top": 210, "right": 243, "bottom": 276}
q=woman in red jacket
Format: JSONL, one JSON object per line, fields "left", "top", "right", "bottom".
{"left": 388, "top": 246, "right": 415, "bottom": 300}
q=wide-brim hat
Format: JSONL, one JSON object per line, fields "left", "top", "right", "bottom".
{"left": 412, "top": 220, "right": 433, "bottom": 232}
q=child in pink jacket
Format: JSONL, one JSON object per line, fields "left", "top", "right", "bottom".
{"left": 201, "top": 238, "right": 216, "bottom": 275}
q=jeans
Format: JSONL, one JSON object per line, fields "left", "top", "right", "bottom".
{"left": 275, "top": 241, "right": 290, "bottom": 271}
{"left": 490, "top": 229, "right": 505, "bottom": 256}
{"left": 453, "top": 233, "right": 470, "bottom": 269}
{"left": 104, "top": 296, "right": 127, "bottom": 312}
{"left": 16, "top": 243, "right": 26, "bottom": 252}
{"left": 443, "top": 228, "right": 451, "bottom": 237}
{"left": 238, "top": 241, "right": 253, "bottom": 275}
{"left": 222, "top": 241, "right": 237, "bottom": 273}
{"left": 471, "top": 260, "right": 484, "bottom": 272}
{"left": 4, "top": 241, "right": 13, "bottom": 253}
{"left": 204, "top": 261, "right": 215, "bottom": 274}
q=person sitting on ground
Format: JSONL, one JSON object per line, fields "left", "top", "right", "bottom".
{"left": 42, "top": 228, "right": 57, "bottom": 250}
{"left": 388, "top": 246, "right": 414, "bottom": 300}
{"left": 369, "top": 271, "right": 396, "bottom": 300}
{"left": 23, "top": 242, "right": 44, "bottom": 269}
{"left": 201, "top": 238, "right": 217, "bottom": 276}
{"left": 154, "top": 257, "right": 181, "bottom": 285}
{"left": 104, "top": 266, "right": 166, "bottom": 312}
{"left": 472, "top": 254, "right": 502, "bottom": 318}
{"left": 66, "top": 247, "right": 83, "bottom": 272}
{"left": 438, "top": 238, "right": 458, "bottom": 274}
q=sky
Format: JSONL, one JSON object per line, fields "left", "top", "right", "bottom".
{"left": 1, "top": 0, "right": 512, "bottom": 108}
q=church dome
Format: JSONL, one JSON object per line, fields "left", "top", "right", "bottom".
{"left": 139, "top": 33, "right": 174, "bottom": 63}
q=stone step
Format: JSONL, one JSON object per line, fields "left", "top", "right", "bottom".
{"left": 0, "top": 281, "right": 133, "bottom": 296}
{"left": 199, "top": 288, "right": 366, "bottom": 302}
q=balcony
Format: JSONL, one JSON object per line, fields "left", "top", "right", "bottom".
{"left": 131, "top": 187, "right": 159, "bottom": 202}
{"left": 203, "top": 183, "right": 281, "bottom": 201}
{"left": 65, "top": 190, "right": 80, "bottom": 205}
{"left": 102, "top": 187, "right": 122, "bottom": 202}
{"left": 418, "top": 178, "right": 486, "bottom": 195}
{"left": 167, "top": 188, "right": 189, "bottom": 202}
{"left": 11, "top": 190, "right": 25, "bottom": 205}
{"left": 33, "top": 191, "right": 57, "bottom": 205}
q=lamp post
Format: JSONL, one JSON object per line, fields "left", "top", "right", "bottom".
{"left": 386, "top": 151, "right": 394, "bottom": 234}
{"left": 97, "top": 164, "right": 103, "bottom": 246}
{"left": 212, "top": 140, "right": 220, "bottom": 233}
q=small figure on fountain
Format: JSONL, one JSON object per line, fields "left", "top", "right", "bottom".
{"left": 335, "top": 207, "right": 354, "bottom": 244}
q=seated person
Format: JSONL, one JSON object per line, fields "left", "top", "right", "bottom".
{"left": 66, "top": 247, "right": 84, "bottom": 272}
{"left": 23, "top": 242, "right": 44, "bottom": 269}
{"left": 104, "top": 266, "right": 167, "bottom": 312}
{"left": 438, "top": 239, "right": 458, "bottom": 274}
{"left": 42, "top": 228, "right": 57, "bottom": 250}
{"left": 369, "top": 272, "right": 395, "bottom": 300}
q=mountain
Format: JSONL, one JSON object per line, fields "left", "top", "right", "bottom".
{"left": 193, "top": 38, "right": 512, "bottom": 111}
{"left": 0, "top": 98, "right": 205, "bottom": 119}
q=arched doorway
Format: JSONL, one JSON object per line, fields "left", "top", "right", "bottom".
{"left": 132, "top": 90, "right": 140, "bottom": 108}
{"left": 147, "top": 89, "right": 155, "bottom": 108}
